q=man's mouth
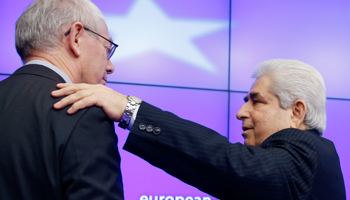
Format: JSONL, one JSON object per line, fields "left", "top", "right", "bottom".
{"left": 242, "top": 126, "right": 252, "bottom": 132}
{"left": 99, "top": 78, "right": 107, "bottom": 85}
{"left": 101, "top": 75, "right": 108, "bottom": 85}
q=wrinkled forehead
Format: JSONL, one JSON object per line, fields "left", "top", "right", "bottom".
{"left": 245, "top": 76, "right": 278, "bottom": 101}
{"left": 250, "top": 76, "right": 272, "bottom": 93}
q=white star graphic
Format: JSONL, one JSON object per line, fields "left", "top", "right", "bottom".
{"left": 104, "top": 0, "right": 228, "bottom": 73}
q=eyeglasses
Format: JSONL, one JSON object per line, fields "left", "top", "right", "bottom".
{"left": 65, "top": 27, "right": 118, "bottom": 60}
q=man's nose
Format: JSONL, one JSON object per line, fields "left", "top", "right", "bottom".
{"left": 236, "top": 103, "right": 249, "bottom": 120}
{"left": 106, "top": 60, "right": 115, "bottom": 74}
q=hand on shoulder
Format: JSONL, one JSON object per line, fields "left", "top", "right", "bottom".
{"left": 51, "top": 83, "right": 128, "bottom": 122}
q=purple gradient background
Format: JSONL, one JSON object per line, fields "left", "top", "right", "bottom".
{"left": 0, "top": 0, "right": 349, "bottom": 198}
{"left": 230, "top": 1, "right": 350, "bottom": 98}
{"left": 0, "top": 75, "right": 9, "bottom": 82}
{"left": 97, "top": 0, "right": 231, "bottom": 90}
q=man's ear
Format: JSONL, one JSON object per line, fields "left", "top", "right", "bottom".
{"left": 290, "top": 100, "right": 307, "bottom": 129}
{"left": 66, "top": 22, "right": 84, "bottom": 58}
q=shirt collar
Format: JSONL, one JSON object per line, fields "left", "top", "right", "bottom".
{"left": 25, "top": 60, "right": 72, "bottom": 83}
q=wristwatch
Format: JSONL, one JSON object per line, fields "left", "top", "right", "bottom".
{"left": 118, "top": 95, "right": 142, "bottom": 129}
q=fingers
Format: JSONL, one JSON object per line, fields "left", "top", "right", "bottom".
{"left": 51, "top": 83, "right": 92, "bottom": 97}
{"left": 52, "top": 84, "right": 76, "bottom": 97}
{"left": 51, "top": 83, "right": 128, "bottom": 120}
{"left": 53, "top": 89, "right": 94, "bottom": 111}
{"left": 56, "top": 83, "right": 71, "bottom": 88}
{"left": 66, "top": 95, "right": 97, "bottom": 114}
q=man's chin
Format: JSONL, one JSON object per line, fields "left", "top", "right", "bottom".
{"left": 243, "top": 138, "right": 254, "bottom": 146}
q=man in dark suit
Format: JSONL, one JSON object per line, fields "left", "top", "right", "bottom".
{"left": 53, "top": 59, "right": 346, "bottom": 199}
{"left": 0, "top": 0, "right": 124, "bottom": 199}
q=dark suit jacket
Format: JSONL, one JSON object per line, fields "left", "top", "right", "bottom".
{"left": 0, "top": 64, "right": 124, "bottom": 199}
{"left": 124, "top": 102, "right": 346, "bottom": 200}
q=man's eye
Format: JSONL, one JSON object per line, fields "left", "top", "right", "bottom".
{"left": 252, "top": 100, "right": 261, "bottom": 104}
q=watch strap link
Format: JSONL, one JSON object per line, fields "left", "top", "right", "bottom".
{"left": 118, "top": 95, "right": 142, "bottom": 129}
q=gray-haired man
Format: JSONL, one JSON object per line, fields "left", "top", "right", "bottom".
{"left": 0, "top": 0, "right": 124, "bottom": 199}
{"left": 52, "top": 59, "right": 346, "bottom": 199}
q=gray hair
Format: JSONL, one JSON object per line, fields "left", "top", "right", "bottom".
{"left": 252, "top": 59, "right": 327, "bottom": 135}
{"left": 15, "top": 0, "right": 105, "bottom": 61}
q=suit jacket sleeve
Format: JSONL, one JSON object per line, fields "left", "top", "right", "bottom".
{"left": 123, "top": 102, "right": 319, "bottom": 200}
{"left": 60, "top": 106, "right": 124, "bottom": 200}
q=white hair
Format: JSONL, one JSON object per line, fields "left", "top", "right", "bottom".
{"left": 15, "top": 0, "right": 105, "bottom": 61}
{"left": 252, "top": 59, "right": 327, "bottom": 135}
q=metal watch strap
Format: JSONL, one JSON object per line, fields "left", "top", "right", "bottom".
{"left": 118, "top": 95, "right": 142, "bottom": 129}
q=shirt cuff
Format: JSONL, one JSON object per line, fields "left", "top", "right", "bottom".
{"left": 127, "top": 104, "right": 140, "bottom": 130}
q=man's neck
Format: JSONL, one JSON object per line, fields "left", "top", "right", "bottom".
{"left": 25, "top": 53, "right": 80, "bottom": 83}
{"left": 25, "top": 60, "right": 72, "bottom": 83}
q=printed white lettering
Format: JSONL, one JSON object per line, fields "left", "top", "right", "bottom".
{"left": 140, "top": 195, "right": 211, "bottom": 200}
{"left": 140, "top": 195, "right": 148, "bottom": 200}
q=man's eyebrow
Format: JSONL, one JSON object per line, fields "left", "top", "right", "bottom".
{"left": 243, "top": 92, "right": 259, "bottom": 103}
